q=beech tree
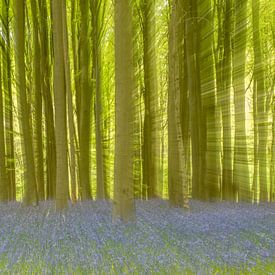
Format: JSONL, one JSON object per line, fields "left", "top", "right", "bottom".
{"left": 112, "top": 0, "right": 135, "bottom": 222}
{"left": 233, "top": 0, "right": 251, "bottom": 202}
{"left": 142, "top": 0, "right": 160, "bottom": 199}
{"left": 79, "top": 0, "right": 92, "bottom": 200}
{"left": 52, "top": 0, "right": 69, "bottom": 210}
{"left": 0, "top": 57, "right": 7, "bottom": 201}
{"left": 168, "top": 0, "right": 189, "bottom": 208}
{"left": 14, "top": 0, "right": 37, "bottom": 205}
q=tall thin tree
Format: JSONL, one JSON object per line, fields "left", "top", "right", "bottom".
{"left": 91, "top": 0, "right": 106, "bottom": 199}
{"left": 252, "top": 0, "right": 268, "bottom": 201}
{"left": 31, "top": 0, "right": 44, "bottom": 200}
{"left": 52, "top": 0, "right": 69, "bottom": 210}
{"left": 2, "top": 0, "right": 16, "bottom": 201}
{"left": 233, "top": 0, "right": 251, "bottom": 202}
{"left": 0, "top": 57, "right": 8, "bottom": 201}
{"left": 14, "top": 0, "right": 38, "bottom": 205}
{"left": 142, "top": 0, "right": 160, "bottom": 199}
{"left": 168, "top": 0, "right": 189, "bottom": 208}
{"left": 113, "top": 0, "right": 135, "bottom": 222}
{"left": 79, "top": 0, "right": 92, "bottom": 200}
{"left": 39, "top": 0, "right": 56, "bottom": 200}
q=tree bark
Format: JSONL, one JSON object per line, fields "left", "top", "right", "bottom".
{"left": 112, "top": 0, "right": 135, "bottom": 222}
{"left": 184, "top": 0, "right": 205, "bottom": 200}
{"left": 91, "top": 0, "right": 106, "bottom": 199}
{"left": 31, "top": 0, "right": 44, "bottom": 201}
{"left": 233, "top": 0, "right": 251, "bottom": 202}
{"left": 168, "top": 0, "right": 189, "bottom": 208}
{"left": 252, "top": 0, "right": 268, "bottom": 202}
{"left": 39, "top": 0, "right": 56, "bottom": 200}
{"left": 0, "top": 59, "right": 8, "bottom": 201}
{"left": 52, "top": 0, "right": 69, "bottom": 210}
{"left": 62, "top": 0, "right": 77, "bottom": 203}
{"left": 2, "top": 0, "right": 16, "bottom": 201}
{"left": 14, "top": 0, "right": 38, "bottom": 205}
{"left": 142, "top": 0, "right": 160, "bottom": 199}
{"left": 79, "top": 0, "right": 92, "bottom": 200}
{"left": 199, "top": 0, "right": 220, "bottom": 201}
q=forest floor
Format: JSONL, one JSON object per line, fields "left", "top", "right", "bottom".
{"left": 0, "top": 199, "right": 274, "bottom": 274}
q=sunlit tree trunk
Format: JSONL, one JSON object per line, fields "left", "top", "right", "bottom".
{"left": 52, "top": 0, "right": 69, "bottom": 210}
{"left": 199, "top": 0, "right": 220, "bottom": 201}
{"left": 62, "top": 0, "right": 77, "bottom": 203}
{"left": 71, "top": 0, "right": 81, "bottom": 197}
{"left": 91, "top": 0, "right": 106, "bottom": 199}
{"left": 142, "top": 0, "right": 159, "bottom": 199}
{"left": 168, "top": 0, "right": 189, "bottom": 208}
{"left": 252, "top": 0, "right": 268, "bottom": 202}
{"left": 31, "top": 0, "right": 44, "bottom": 201}
{"left": 39, "top": 0, "right": 56, "bottom": 200}
{"left": 233, "top": 0, "right": 251, "bottom": 202}
{"left": 271, "top": 112, "right": 275, "bottom": 202}
{"left": 0, "top": 60, "right": 8, "bottom": 201}
{"left": 133, "top": 1, "right": 144, "bottom": 199}
{"left": 2, "top": 0, "right": 16, "bottom": 201}
{"left": 112, "top": 0, "right": 135, "bottom": 222}
{"left": 79, "top": 0, "right": 92, "bottom": 200}
{"left": 184, "top": 0, "right": 205, "bottom": 200}
{"left": 14, "top": 0, "right": 38, "bottom": 205}
{"left": 216, "top": 0, "right": 234, "bottom": 201}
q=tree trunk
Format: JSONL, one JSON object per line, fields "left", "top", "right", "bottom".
{"left": 14, "top": 0, "right": 38, "bottom": 205}
{"left": 62, "top": 0, "right": 77, "bottom": 203}
{"left": 252, "top": 0, "right": 268, "bottom": 202}
{"left": 52, "top": 0, "right": 69, "bottom": 210}
{"left": 233, "top": 0, "right": 251, "bottom": 202}
{"left": 198, "top": 0, "right": 220, "bottom": 201}
{"left": 31, "top": 0, "right": 44, "bottom": 201}
{"left": 2, "top": 0, "right": 16, "bottom": 201}
{"left": 91, "top": 0, "right": 106, "bottom": 199}
{"left": 216, "top": 0, "right": 234, "bottom": 201}
{"left": 0, "top": 59, "right": 8, "bottom": 201}
{"left": 39, "top": 0, "right": 56, "bottom": 200}
{"left": 112, "top": 0, "right": 135, "bottom": 222}
{"left": 271, "top": 112, "right": 275, "bottom": 202}
{"left": 79, "top": 0, "right": 92, "bottom": 200}
{"left": 184, "top": 0, "right": 205, "bottom": 200}
{"left": 168, "top": 0, "right": 189, "bottom": 208}
{"left": 142, "top": 0, "right": 159, "bottom": 199}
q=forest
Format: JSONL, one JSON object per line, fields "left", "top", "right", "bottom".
{"left": 0, "top": 0, "right": 274, "bottom": 273}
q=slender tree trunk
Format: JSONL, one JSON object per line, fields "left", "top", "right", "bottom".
{"left": 271, "top": 112, "right": 275, "bottom": 202}
{"left": 168, "top": 0, "right": 189, "bottom": 208}
{"left": 0, "top": 60, "right": 8, "bottom": 201}
{"left": 91, "top": 0, "right": 106, "bottom": 199}
{"left": 142, "top": 0, "right": 159, "bottom": 199}
{"left": 31, "top": 0, "right": 44, "bottom": 201}
{"left": 71, "top": 0, "right": 81, "bottom": 197}
{"left": 252, "top": 0, "right": 268, "bottom": 202}
{"left": 199, "top": 0, "right": 220, "bottom": 201}
{"left": 216, "top": 0, "right": 234, "bottom": 201}
{"left": 79, "top": 0, "right": 92, "bottom": 200}
{"left": 233, "top": 0, "right": 251, "bottom": 202}
{"left": 39, "top": 0, "right": 56, "bottom": 200}
{"left": 62, "top": 0, "right": 77, "bottom": 203}
{"left": 184, "top": 0, "right": 205, "bottom": 200}
{"left": 2, "top": 0, "right": 16, "bottom": 201}
{"left": 14, "top": 0, "right": 37, "bottom": 205}
{"left": 112, "top": 0, "right": 135, "bottom": 222}
{"left": 52, "top": 0, "right": 69, "bottom": 210}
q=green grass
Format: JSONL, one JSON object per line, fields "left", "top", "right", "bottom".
{"left": 0, "top": 256, "right": 274, "bottom": 274}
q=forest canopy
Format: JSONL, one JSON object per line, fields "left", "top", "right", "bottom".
{"left": 0, "top": 0, "right": 274, "bottom": 222}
